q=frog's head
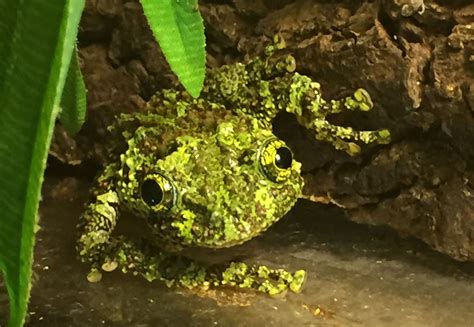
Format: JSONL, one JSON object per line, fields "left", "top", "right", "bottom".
{"left": 139, "top": 116, "right": 303, "bottom": 248}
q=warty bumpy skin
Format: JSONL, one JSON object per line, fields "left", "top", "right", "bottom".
{"left": 77, "top": 39, "right": 390, "bottom": 296}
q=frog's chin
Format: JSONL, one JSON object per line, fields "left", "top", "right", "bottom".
{"left": 196, "top": 237, "right": 255, "bottom": 249}
{"left": 202, "top": 235, "right": 257, "bottom": 248}
{"left": 191, "top": 221, "right": 280, "bottom": 249}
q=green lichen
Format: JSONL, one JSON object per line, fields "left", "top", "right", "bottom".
{"left": 171, "top": 209, "right": 196, "bottom": 243}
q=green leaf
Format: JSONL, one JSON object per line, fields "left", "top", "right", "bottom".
{"left": 60, "top": 46, "right": 87, "bottom": 135}
{"left": 0, "top": 1, "right": 85, "bottom": 326}
{"left": 140, "top": 0, "right": 206, "bottom": 97}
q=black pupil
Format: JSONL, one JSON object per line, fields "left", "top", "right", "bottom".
{"left": 275, "top": 147, "right": 293, "bottom": 169}
{"left": 141, "top": 179, "right": 164, "bottom": 206}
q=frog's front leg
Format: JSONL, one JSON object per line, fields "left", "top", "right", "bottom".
{"left": 295, "top": 86, "right": 391, "bottom": 154}
{"left": 95, "top": 238, "right": 306, "bottom": 296}
{"left": 287, "top": 86, "right": 390, "bottom": 154}
{"left": 202, "top": 53, "right": 390, "bottom": 155}
{"left": 77, "top": 164, "right": 121, "bottom": 281}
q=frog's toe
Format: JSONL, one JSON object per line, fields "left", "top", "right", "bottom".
{"left": 101, "top": 260, "right": 118, "bottom": 272}
{"left": 87, "top": 267, "right": 103, "bottom": 283}
{"left": 268, "top": 286, "right": 288, "bottom": 298}
{"left": 289, "top": 270, "right": 307, "bottom": 293}
{"left": 353, "top": 88, "right": 373, "bottom": 111}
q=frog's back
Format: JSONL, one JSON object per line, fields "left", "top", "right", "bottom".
{"left": 106, "top": 92, "right": 236, "bottom": 163}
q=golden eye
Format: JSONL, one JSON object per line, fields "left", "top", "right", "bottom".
{"left": 141, "top": 173, "right": 176, "bottom": 213}
{"left": 259, "top": 138, "right": 294, "bottom": 183}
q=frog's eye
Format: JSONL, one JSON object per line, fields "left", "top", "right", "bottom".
{"left": 259, "top": 138, "right": 294, "bottom": 183}
{"left": 275, "top": 146, "right": 293, "bottom": 169}
{"left": 141, "top": 173, "right": 176, "bottom": 213}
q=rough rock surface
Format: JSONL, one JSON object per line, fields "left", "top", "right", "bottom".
{"left": 53, "top": 0, "right": 474, "bottom": 261}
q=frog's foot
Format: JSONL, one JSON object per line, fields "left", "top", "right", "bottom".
{"left": 87, "top": 238, "right": 307, "bottom": 296}
{"left": 132, "top": 257, "right": 307, "bottom": 296}
{"left": 159, "top": 261, "right": 307, "bottom": 296}
{"left": 219, "top": 262, "right": 307, "bottom": 296}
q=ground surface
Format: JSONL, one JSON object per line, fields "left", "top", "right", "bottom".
{"left": 1, "top": 177, "right": 473, "bottom": 326}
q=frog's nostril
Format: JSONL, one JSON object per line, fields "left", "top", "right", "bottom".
{"left": 275, "top": 147, "right": 292, "bottom": 169}
{"left": 141, "top": 179, "right": 164, "bottom": 206}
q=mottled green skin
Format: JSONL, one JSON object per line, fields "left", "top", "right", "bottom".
{"left": 115, "top": 109, "right": 303, "bottom": 249}
{"left": 77, "top": 41, "right": 390, "bottom": 295}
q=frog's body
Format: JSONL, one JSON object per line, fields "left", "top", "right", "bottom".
{"left": 77, "top": 43, "right": 390, "bottom": 295}
{"left": 111, "top": 105, "right": 303, "bottom": 249}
